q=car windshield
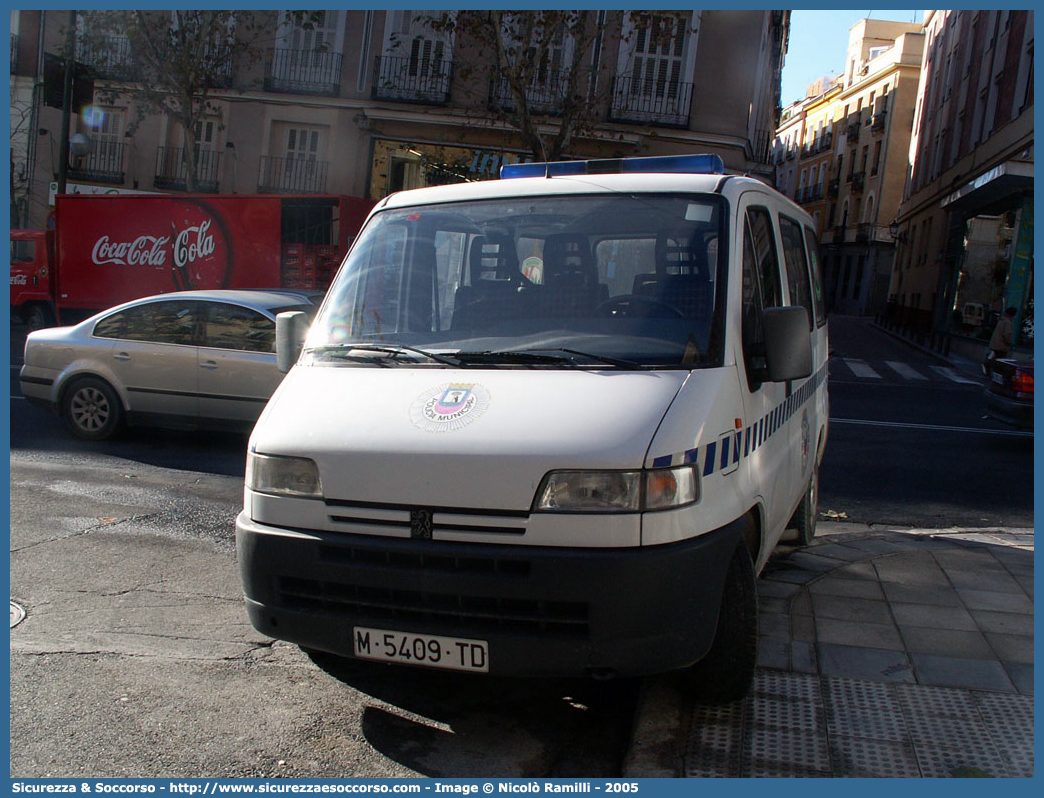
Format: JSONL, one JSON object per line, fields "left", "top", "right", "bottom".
{"left": 307, "top": 193, "right": 726, "bottom": 368}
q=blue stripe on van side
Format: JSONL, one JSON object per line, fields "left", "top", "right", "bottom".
{"left": 703, "top": 441, "right": 717, "bottom": 476}
{"left": 647, "top": 362, "right": 828, "bottom": 477}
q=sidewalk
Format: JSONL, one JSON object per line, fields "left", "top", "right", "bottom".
{"left": 624, "top": 523, "right": 1034, "bottom": 778}
{"left": 870, "top": 318, "right": 988, "bottom": 380}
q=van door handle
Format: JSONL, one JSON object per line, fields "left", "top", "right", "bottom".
{"left": 114, "top": 352, "right": 131, "bottom": 362}
{"left": 200, "top": 360, "right": 219, "bottom": 370}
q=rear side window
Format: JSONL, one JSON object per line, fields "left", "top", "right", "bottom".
{"left": 93, "top": 300, "right": 199, "bottom": 345}
{"left": 803, "top": 226, "right": 826, "bottom": 327}
{"left": 203, "top": 303, "right": 276, "bottom": 352}
{"left": 779, "top": 215, "right": 814, "bottom": 330}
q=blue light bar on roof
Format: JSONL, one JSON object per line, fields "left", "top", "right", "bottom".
{"left": 500, "top": 153, "right": 726, "bottom": 179}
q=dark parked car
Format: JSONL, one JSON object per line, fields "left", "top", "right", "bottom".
{"left": 19, "top": 289, "right": 318, "bottom": 440}
{"left": 984, "top": 358, "right": 1034, "bottom": 430}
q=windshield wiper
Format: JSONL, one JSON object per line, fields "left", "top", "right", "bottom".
{"left": 454, "top": 350, "right": 571, "bottom": 367}
{"left": 455, "top": 349, "right": 642, "bottom": 369}
{"left": 553, "top": 348, "right": 642, "bottom": 370}
{"left": 307, "top": 344, "right": 461, "bottom": 367}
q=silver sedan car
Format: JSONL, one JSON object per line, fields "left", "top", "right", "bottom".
{"left": 19, "top": 289, "right": 318, "bottom": 441}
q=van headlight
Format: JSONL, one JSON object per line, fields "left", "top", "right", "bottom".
{"left": 246, "top": 452, "right": 323, "bottom": 499}
{"left": 534, "top": 466, "right": 698, "bottom": 513}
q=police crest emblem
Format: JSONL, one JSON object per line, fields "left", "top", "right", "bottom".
{"left": 410, "top": 383, "right": 491, "bottom": 432}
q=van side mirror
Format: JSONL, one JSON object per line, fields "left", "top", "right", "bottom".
{"left": 276, "top": 311, "right": 309, "bottom": 373}
{"left": 761, "top": 306, "right": 813, "bottom": 382}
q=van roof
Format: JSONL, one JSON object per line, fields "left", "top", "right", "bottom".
{"left": 377, "top": 171, "right": 792, "bottom": 212}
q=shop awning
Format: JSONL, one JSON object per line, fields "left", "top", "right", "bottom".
{"left": 942, "top": 159, "right": 1033, "bottom": 214}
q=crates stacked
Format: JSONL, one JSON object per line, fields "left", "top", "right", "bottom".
{"left": 315, "top": 245, "right": 340, "bottom": 288}
{"left": 281, "top": 243, "right": 304, "bottom": 288}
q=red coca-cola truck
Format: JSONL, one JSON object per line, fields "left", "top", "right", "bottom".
{"left": 10, "top": 193, "right": 375, "bottom": 328}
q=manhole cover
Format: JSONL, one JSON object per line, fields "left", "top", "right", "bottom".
{"left": 10, "top": 601, "right": 26, "bottom": 629}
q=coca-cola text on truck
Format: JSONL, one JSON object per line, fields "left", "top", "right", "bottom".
{"left": 10, "top": 193, "right": 374, "bottom": 329}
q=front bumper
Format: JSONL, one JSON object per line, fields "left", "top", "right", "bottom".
{"left": 236, "top": 511, "right": 743, "bottom": 678}
{"left": 984, "top": 390, "right": 1033, "bottom": 430}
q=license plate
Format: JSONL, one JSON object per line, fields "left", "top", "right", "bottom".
{"left": 353, "top": 626, "right": 489, "bottom": 672}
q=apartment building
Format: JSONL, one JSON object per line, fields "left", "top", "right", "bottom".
{"left": 10, "top": 10, "right": 790, "bottom": 230}
{"left": 890, "top": 10, "right": 1034, "bottom": 343}
{"left": 772, "top": 18, "right": 923, "bottom": 317}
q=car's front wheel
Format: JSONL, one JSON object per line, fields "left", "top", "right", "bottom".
{"left": 687, "top": 542, "right": 758, "bottom": 704}
{"left": 63, "top": 377, "right": 122, "bottom": 441}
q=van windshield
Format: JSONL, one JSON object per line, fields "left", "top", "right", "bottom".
{"left": 308, "top": 193, "right": 726, "bottom": 368}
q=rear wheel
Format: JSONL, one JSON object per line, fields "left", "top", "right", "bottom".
{"left": 63, "top": 377, "right": 122, "bottom": 441}
{"left": 687, "top": 543, "right": 758, "bottom": 704}
{"left": 790, "top": 465, "right": 819, "bottom": 547}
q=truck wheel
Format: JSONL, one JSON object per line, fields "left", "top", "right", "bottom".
{"left": 790, "top": 465, "right": 819, "bottom": 547}
{"left": 63, "top": 377, "right": 122, "bottom": 441}
{"left": 23, "top": 304, "right": 55, "bottom": 331}
{"left": 687, "top": 543, "right": 758, "bottom": 704}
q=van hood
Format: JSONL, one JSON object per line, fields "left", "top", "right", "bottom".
{"left": 253, "top": 366, "right": 689, "bottom": 511}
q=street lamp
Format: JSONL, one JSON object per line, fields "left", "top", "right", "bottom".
{"left": 69, "top": 132, "right": 93, "bottom": 159}
{"left": 889, "top": 218, "right": 907, "bottom": 243}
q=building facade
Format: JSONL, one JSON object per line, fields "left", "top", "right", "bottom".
{"left": 772, "top": 18, "right": 923, "bottom": 317}
{"left": 890, "top": 10, "right": 1034, "bottom": 345}
{"left": 10, "top": 10, "right": 790, "bottom": 230}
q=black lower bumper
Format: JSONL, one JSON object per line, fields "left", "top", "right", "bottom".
{"left": 985, "top": 390, "right": 1033, "bottom": 429}
{"left": 236, "top": 512, "right": 744, "bottom": 678}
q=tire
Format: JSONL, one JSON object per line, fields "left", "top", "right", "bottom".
{"left": 790, "top": 464, "right": 819, "bottom": 547}
{"left": 23, "top": 303, "right": 55, "bottom": 332}
{"left": 63, "top": 377, "right": 122, "bottom": 441}
{"left": 688, "top": 543, "right": 758, "bottom": 704}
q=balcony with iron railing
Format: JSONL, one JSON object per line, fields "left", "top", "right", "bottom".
{"left": 201, "top": 44, "right": 234, "bottom": 88}
{"left": 75, "top": 35, "right": 133, "bottom": 79}
{"left": 68, "top": 140, "right": 129, "bottom": 185}
{"left": 850, "top": 171, "right": 865, "bottom": 192}
{"left": 871, "top": 110, "right": 888, "bottom": 132}
{"left": 609, "top": 74, "right": 693, "bottom": 128}
{"left": 258, "top": 155, "right": 329, "bottom": 194}
{"left": 856, "top": 223, "right": 873, "bottom": 242}
{"left": 828, "top": 178, "right": 840, "bottom": 197}
{"left": 372, "top": 54, "right": 452, "bottom": 105}
{"left": 489, "top": 66, "right": 576, "bottom": 116}
{"left": 796, "top": 184, "right": 825, "bottom": 204}
{"left": 154, "top": 146, "right": 222, "bottom": 192}
{"left": 266, "top": 48, "right": 342, "bottom": 96}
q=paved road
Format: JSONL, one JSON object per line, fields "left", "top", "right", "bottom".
{"left": 820, "top": 317, "right": 1033, "bottom": 529}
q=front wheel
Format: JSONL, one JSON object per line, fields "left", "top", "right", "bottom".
{"left": 687, "top": 543, "right": 758, "bottom": 704}
{"left": 23, "top": 303, "right": 55, "bottom": 331}
{"left": 63, "top": 377, "right": 122, "bottom": 441}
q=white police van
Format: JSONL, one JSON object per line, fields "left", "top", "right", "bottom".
{"left": 236, "top": 154, "right": 828, "bottom": 702}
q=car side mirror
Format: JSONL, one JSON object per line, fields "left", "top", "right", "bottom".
{"left": 276, "top": 311, "right": 309, "bottom": 373}
{"left": 761, "top": 306, "right": 813, "bottom": 382}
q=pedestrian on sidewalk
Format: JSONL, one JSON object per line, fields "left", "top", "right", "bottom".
{"left": 983, "top": 306, "right": 1016, "bottom": 375}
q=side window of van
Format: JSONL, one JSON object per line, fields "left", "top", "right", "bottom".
{"left": 779, "top": 215, "right": 815, "bottom": 330}
{"left": 742, "top": 207, "right": 783, "bottom": 390}
{"left": 803, "top": 226, "right": 827, "bottom": 327}
{"left": 747, "top": 207, "right": 782, "bottom": 309}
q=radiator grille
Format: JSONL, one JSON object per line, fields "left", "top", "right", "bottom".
{"left": 277, "top": 575, "right": 589, "bottom": 637}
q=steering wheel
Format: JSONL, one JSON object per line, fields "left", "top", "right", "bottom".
{"left": 595, "top": 294, "right": 686, "bottom": 319}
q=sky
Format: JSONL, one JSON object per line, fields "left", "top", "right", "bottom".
{"left": 781, "top": 9, "right": 924, "bottom": 108}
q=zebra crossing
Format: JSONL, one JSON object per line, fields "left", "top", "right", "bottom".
{"left": 831, "top": 357, "right": 983, "bottom": 386}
